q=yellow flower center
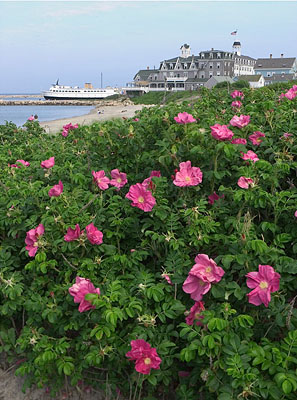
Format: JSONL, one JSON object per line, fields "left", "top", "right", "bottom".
{"left": 185, "top": 176, "right": 191, "bottom": 182}
{"left": 138, "top": 196, "right": 144, "bottom": 203}
{"left": 259, "top": 281, "right": 268, "bottom": 289}
{"left": 199, "top": 280, "right": 205, "bottom": 286}
{"left": 205, "top": 267, "right": 212, "bottom": 273}
{"left": 195, "top": 312, "right": 201, "bottom": 319}
{"left": 117, "top": 178, "right": 122, "bottom": 183}
{"left": 97, "top": 178, "right": 101, "bottom": 183}
{"left": 144, "top": 357, "right": 151, "bottom": 365}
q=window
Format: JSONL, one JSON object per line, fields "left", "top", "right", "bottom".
{"left": 209, "top": 63, "right": 213, "bottom": 69}
{"left": 209, "top": 72, "right": 213, "bottom": 78}
{"left": 217, "top": 63, "right": 220, "bottom": 69}
{"left": 201, "top": 53, "right": 205, "bottom": 58}
{"left": 184, "top": 64, "right": 187, "bottom": 69}
{"left": 217, "top": 53, "right": 221, "bottom": 58}
{"left": 217, "top": 72, "right": 221, "bottom": 76}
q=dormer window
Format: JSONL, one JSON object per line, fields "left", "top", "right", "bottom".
{"left": 201, "top": 53, "right": 205, "bottom": 59}
{"left": 217, "top": 53, "right": 221, "bottom": 58}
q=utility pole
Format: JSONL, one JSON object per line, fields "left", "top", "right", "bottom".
{"left": 101, "top": 72, "right": 103, "bottom": 88}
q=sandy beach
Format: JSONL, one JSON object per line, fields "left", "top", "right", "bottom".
{"left": 39, "top": 104, "right": 150, "bottom": 134}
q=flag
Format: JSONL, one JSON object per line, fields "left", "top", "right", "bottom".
{"left": 231, "top": 30, "right": 237, "bottom": 35}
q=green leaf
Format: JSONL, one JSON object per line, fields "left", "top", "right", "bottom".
{"left": 282, "top": 380, "right": 292, "bottom": 394}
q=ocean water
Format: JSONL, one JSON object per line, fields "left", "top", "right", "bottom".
{"left": 0, "top": 105, "right": 94, "bottom": 126}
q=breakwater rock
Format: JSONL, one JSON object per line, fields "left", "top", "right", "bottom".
{"left": 0, "top": 99, "right": 134, "bottom": 107}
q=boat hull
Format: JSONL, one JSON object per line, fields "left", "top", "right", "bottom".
{"left": 43, "top": 95, "right": 111, "bottom": 100}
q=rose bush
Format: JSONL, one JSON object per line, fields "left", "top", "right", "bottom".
{"left": 0, "top": 83, "right": 297, "bottom": 399}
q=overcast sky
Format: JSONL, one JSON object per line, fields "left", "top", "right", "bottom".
{"left": 1, "top": 1, "right": 297, "bottom": 93}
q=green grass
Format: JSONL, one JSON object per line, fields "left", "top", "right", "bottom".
{"left": 132, "top": 90, "right": 201, "bottom": 105}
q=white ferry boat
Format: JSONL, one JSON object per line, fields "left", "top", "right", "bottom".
{"left": 42, "top": 80, "right": 118, "bottom": 100}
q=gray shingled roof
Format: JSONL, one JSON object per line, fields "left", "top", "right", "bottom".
{"left": 133, "top": 69, "right": 156, "bottom": 80}
{"left": 208, "top": 76, "right": 234, "bottom": 83}
{"left": 237, "top": 55, "right": 257, "bottom": 61}
{"left": 264, "top": 74, "right": 296, "bottom": 82}
{"left": 236, "top": 75, "right": 262, "bottom": 82}
{"left": 255, "top": 58, "right": 296, "bottom": 69}
{"left": 186, "top": 78, "right": 208, "bottom": 83}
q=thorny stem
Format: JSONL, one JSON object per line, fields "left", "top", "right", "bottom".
{"left": 61, "top": 254, "right": 78, "bottom": 270}
{"left": 79, "top": 193, "right": 100, "bottom": 214}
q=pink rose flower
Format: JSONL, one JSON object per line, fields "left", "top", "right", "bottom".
{"left": 249, "top": 131, "right": 265, "bottom": 146}
{"left": 64, "top": 224, "right": 83, "bottom": 242}
{"left": 284, "top": 88, "right": 297, "bottom": 100}
{"left": 281, "top": 132, "right": 293, "bottom": 140}
{"left": 208, "top": 192, "right": 224, "bottom": 205}
{"left": 69, "top": 276, "right": 100, "bottom": 312}
{"left": 173, "top": 161, "right": 203, "bottom": 187}
{"left": 192, "top": 254, "right": 225, "bottom": 283}
{"left": 41, "top": 157, "right": 55, "bottom": 169}
{"left": 241, "top": 150, "right": 259, "bottom": 163}
{"left": 16, "top": 160, "right": 30, "bottom": 167}
{"left": 295, "top": 210, "right": 297, "bottom": 218}
{"left": 183, "top": 254, "right": 224, "bottom": 301}
{"left": 246, "top": 265, "right": 280, "bottom": 307}
{"left": 25, "top": 223, "right": 44, "bottom": 257}
{"left": 237, "top": 176, "right": 254, "bottom": 189}
{"left": 183, "top": 275, "right": 211, "bottom": 301}
{"left": 9, "top": 164, "right": 20, "bottom": 168}
{"left": 48, "top": 180, "right": 63, "bottom": 197}
{"left": 126, "top": 339, "right": 161, "bottom": 375}
{"left": 85, "top": 223, "right": 103, "bottom": 245}
{"left": 142, "top": 170, "right": 161, "bottom": 189}
{"left": 231, "top": 100, "right": 242, "bottom": 109}
{"left": 292, "top": 85, "right": 297, "bottom": 92}
{"left": 92, "top": 170, "right": 110, "bottom": 190}
{"left": 230, "top": 115, "right": 250, "bottom": 128}
{"left": 109, "top": 169, "right": 128, "bottom": 189}
{"left": 185, "top": 301, "right": 205, "bottom": 326}
{"left": 210, "top": 124, "right": 234, "bottom": 141}
{"left": 162, "top": 273, "right": 173, "bottom": 285}
{"left": 133, "top": 118, "right": 139, "bottom": 122}
{"left": 126, "top": 183, "right": 156, "bottom": 212}
{"left": 27, "top": 115, "right": 35, "bottom": 121}
{"left": 62, "top": 122, "right": 79, "bottom": 135}
{"left": 231, "top": 138, "right": 247, "bottom": 145}
{"left": 230, "top": 90, "right": 244, "bottom": 99}
{"left": 174, "top": 112, "right": 196, "bottom": 124}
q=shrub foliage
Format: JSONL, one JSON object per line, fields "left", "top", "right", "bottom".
{"left": 0, "top": 85, "right": 297, "bottom": 399}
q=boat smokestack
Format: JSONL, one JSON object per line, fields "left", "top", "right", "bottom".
{"left": 84, "top": 83, "right": 93, "bottom": 89}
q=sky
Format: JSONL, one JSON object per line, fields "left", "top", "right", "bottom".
{"left": 0, "top": 1, "right": 297, "bottom": 93}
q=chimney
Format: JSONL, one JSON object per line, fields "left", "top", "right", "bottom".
{"left": 281, "top": 53, "right": 284, "bottom": 58}
{"left": 147, "top": 66, "right": 149, "bottom": 70}
{"left": 269, "top": 54, "right": 272, "bottom": 59}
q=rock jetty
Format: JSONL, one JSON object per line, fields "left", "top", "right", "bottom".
{"left": 0, "top": 98, "right": 134, "bottom": 107}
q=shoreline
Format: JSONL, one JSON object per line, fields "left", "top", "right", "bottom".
{"left": 39, "top": 104, "right": 151, "bottom": 134}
